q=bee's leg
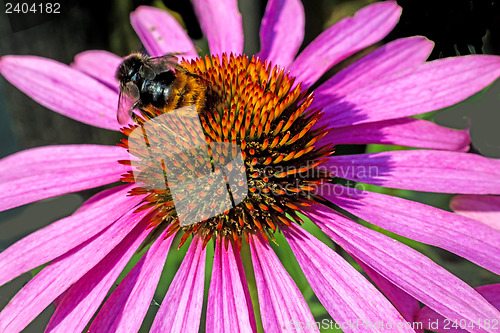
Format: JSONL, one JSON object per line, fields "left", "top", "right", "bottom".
{"left": 131, "top": 113, "right": 141, "bottom": 124}
{"left": 129, "top": 101, "right": 141, "bottom": 123}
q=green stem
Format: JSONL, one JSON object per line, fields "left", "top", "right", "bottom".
{"left": 241, "top": 242, "right": 264, "bottom": 333}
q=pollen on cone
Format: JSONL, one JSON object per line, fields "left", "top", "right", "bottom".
{"left": 120, "top": 54, "right": 334, "bottom": 247}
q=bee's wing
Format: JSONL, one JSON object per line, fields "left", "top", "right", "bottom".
{"left": 149, "top": 53, "right": 181, "bottom": 74}
{"left": 117, "top": 90, "right": 137, "bottom": 125}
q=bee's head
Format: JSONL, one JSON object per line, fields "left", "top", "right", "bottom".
{"left": 116, "top": 54, "right": 146, "bottom": 85}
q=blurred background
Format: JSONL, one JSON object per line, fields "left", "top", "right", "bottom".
{"left": 1, "top": 0, "right": 500, "bottom": 332}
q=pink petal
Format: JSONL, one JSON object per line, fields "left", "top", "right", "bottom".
{"left": 304, "top": 204, "right": 500, "bottom": 333}
{"left": 288, "top": 1, "right": 401, "bottom": 89}
{"left": 257, "top": 0, "right": 304, "bottom": 68}
{"left": 73, "top": 184, "right": 128, "bottom": 214}
{"left": 416, "top": 284, "right": 500, "bottom": 333}
{"left": 282, "top": 223, "right": 415, "bottom": 333}
{"left": 45, "top": 217, "right": 153, "bottom": 333}
{"left": 323, "top": 150, "right": 500, "bottom": 194}
{"left": 0, "top": 145, "right": 131, "bottom": 212}
{"left": 451, "top": 195, "right": 500, "bottom": 230}
{"left": 320, "top": 184, "right": 500, "bottom": 274}
{"left": 69, "top": 230, "right": 173, "bottom": 333}
{"left": 150, "top": 235, "right": 206, "bottom": 333}
{"left": 71, "top": 50, "right": 122, "bottom": 91}
{"left": 355, "top": 260, "right": 421, "bottom": 326}
{"left": 130, "top": 6, "right": 198, "bottom": 59}
{"left": 312, "top": 37, "right": 434, "bottom": 110}
{"left": 319, "top": 55, "right": 500, "bottom": 128}
{"left": 0, "top": 145, "right": 125, "bottom": 182}
{"left": 475, "top": 284, "right": 500, "bottom": 309}
{"left": 0, "top": 208, "right": 150, "bottom": 333}
{"left": 0, "top": 56, "right": 121, "bottom": 131}
{"left": 0, "top": 185, "right": 143, "bottom": 286}
{"left": 249, "top": 234, "right": 317, "bottom": 333}
{"left": 319, "top": 118, "right": 470, "bottom": 151}
{"left": 206, "top": 238, "right": 256, "bottom": 333}
{"left": 191, "top": 0, "right": 243, "bottom": 55}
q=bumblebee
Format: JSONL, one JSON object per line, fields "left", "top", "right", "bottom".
{"left": 115, "top": 53, "right": 211, "bottom": 124}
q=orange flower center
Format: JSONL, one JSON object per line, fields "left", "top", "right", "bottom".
{"left": 119, "top": 54, "right": 334, "bottom": 249}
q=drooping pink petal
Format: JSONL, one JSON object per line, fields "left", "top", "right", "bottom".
{"left": 257, "top": 0, "right": 304, "bottom": 68}
{"left": 451, "top": 195, "right": 500, "bottom": 230}
{"left": 318, "top": 55, "right": 500, "bottom": 128}
{"left": 0, "top": 56, "right": 121, "bottom": 131}
{"left": 416, "top": 284, "right": 500, "bottom": 333}
{"left": 206, "top": 238, "right": 256, "bottom": 333}
{"left": 319, "top": 118, "right": 470, "bottom": 151}
{"left": 0, "top": 145, "right": 131, "bottom": 212}
{"left": 249, "top": 234, "right": 317, "bottom": 333}
{"left": 323, "top": 150, "right": 500, "bottom": 194}
{"left": 0, "top": 185, "right": 144, "bottom": 286}
{"left": 304, "top": 204, "right": 500, "bottom": 333}
{"left": 150, "top": 235, "right": 206, "bottom": 333}
{"left": 191, "top": 0, "right": 243, "bottom": 55}
{"left": 355, "top": 259, "right": 421, "bottom": 327}
{"left": 320, "top": 184, "right": 500, "bottom": 274}
{"left": 130, "top": 6, "right": 198, "bottom": 59}
{"left": 0, "top": 145, "right": 127, "bottom": 182}
{"left": 282, "top": 223, "right": 415, "bottom": 333}
{"left": 88, "top": 230, "right": 174, "bottom": 333}
{"left": 0, "top": 208, "right": 151, "bottom": 333}
{"left": 71, "top": 50, "right": 122, "bottom": 91}
{"left": 45, "top": 218, "right": 153, "bottom": 333}
{"left": 312, "top": 37, "right": 434, "bottom": 110}
{"left": 288, "top": 1, "right": 402, "bottom": 89}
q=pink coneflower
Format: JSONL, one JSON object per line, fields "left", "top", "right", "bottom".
{"left": 1, "top": 1, "right": 500, "bottom": 332}
{"left": 450, "top": 195, "right": 500, "bottom": 231}
{"left": 416, "top": 283, "right": 500, "bottom": 332}
{"left": 416, "top": 194, "right": 500, "bottom": 331}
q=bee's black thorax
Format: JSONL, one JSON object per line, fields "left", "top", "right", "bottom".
{"left": 138, "top": 71, "right": 176, "bottom": 108}
{"left": 116, "top": 54, "right": 177, "bottom": 109}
